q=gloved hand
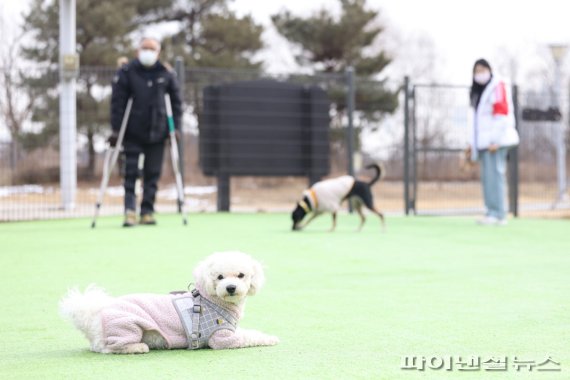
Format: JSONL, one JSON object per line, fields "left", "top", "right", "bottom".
{"left": 108, "top": 131, "right": 119, "bottom": 147}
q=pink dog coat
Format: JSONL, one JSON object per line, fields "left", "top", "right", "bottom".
{"left": 101, "top": 290, "right": 237, "bottom": 350}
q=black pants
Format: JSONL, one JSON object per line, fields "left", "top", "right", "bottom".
{"left": 123, "top": 140, "right": 165, "bottom": 215}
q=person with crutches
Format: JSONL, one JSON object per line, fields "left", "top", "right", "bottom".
{"left": 109, "top": 37, "right": 183, "bottom": 227}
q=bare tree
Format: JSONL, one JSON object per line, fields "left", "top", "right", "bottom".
{"left": 0, "top": 14, "right": 35, "bottom": 172}
{"left": 362, "top": 29, "right": 448, "bottom": 169}
{"left": 379, "top": 28, "right": 441, "bottom": 83}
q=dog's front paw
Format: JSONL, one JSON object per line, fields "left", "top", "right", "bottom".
{"left": 264, "top": 334, "right": 280, "bottom": 346}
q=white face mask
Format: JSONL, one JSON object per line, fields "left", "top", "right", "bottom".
{"left": 138, "top": 49, "right": 159, "bottom": 67}
{"left": 474, "top": 71, "right": 491, "bottom": 85}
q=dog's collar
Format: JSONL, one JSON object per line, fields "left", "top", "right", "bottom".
{"left": 308, "top": 188, "right": 319, "bottom": 210}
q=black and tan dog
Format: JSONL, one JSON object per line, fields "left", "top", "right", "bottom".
{"left": 291, "top": 164, "right": 385, "bottom": 231}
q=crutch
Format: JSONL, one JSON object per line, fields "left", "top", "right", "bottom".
{"left": 165, "top": 93, "right": 188, "bottom": 226}
{"left": 91, "top": 98, "right": 133, "bottom": 228}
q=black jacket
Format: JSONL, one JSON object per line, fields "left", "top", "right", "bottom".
{"left": 111, "top": 59, "right": 182, "bottom": 144}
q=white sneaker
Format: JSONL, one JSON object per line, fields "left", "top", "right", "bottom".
{"left": 476, "top": 216, "right": 508, "bottom": 226}
{"left": 476, "top": 216, "right": 499, "bottom": 225}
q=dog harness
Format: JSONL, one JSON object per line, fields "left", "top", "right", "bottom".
{"left": 307, "top": 189, "right": 319, "bottom": 210}
{"left": 172, "top": 289, "right": 238, "bottom": 350}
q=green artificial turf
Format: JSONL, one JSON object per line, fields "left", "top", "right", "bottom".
{"left": 0, "top": 213, "right": 569, "bottom": 380}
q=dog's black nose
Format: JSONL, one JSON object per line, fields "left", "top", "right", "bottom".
{"left": 226, "top": 285, "right": 236, "bottom": 294}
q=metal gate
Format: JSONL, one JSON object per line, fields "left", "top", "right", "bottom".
{"left": 403, "top": 78, "right": 520, "bottom": 216}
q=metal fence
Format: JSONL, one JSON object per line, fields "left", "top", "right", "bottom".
{"left": 0, "top": 64, "right": 405, "bottom": 222}
{"left": 403, "top": 79, "right": 570, "bottom": 217}
{"left": 2, "top": 63, "right": 569, "bottom": 222}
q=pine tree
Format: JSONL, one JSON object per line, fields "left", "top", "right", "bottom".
{"left": 142, "top": 0, "right": 264, "bottom": 69}
{"left": 20, "top": 0, "right": 171, "bottom": 179}
{"left": 272, "top": 0, "right": 398, "bottom": 137}
{"left": 20, "top": 0, "right": 264, "bottom": 178}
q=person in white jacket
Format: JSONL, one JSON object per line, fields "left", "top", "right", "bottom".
{"left": 468, "top": 59, "right": 519, "bottom": 225}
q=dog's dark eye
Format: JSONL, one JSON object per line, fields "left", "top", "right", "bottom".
{"left": 217, "top": 274, "right": 224, "bottom": 280}
{"left": 238, "top": 273, "right": 245, "bottom": 279}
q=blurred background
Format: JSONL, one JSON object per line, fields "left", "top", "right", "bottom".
{"left": 1, "top": 0, "right": 569, "bottom": 221}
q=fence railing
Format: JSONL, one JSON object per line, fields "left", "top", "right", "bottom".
{"left": 0, "top": 64, "right": 406, "bottom": 221}
{"left": 1, "top": 65, "right": 569, "bottom": 222}
{"left": 403, "top": 80, "right": 570, "bottom": 217}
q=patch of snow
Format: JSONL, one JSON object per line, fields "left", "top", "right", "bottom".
{"left": 0, "top": 185, "right": 45, "bottom": 197}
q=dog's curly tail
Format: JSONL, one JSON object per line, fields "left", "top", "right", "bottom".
{"left": 59, "top": 284, "right": 112, "bottom": 335}
{"left": 366, "top": 163, "right": 384, "bottom": 186}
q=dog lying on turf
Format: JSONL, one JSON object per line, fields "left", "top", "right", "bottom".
{"left": 59, "top": 251, "right": 279, "bottom": 353}
{"left": 291, "top": 164, "right": 385, "bottom": 231}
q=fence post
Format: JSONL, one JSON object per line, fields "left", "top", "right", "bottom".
{"left": 217, "top": 83, "right": 230, "bottom": 212}
{"left": 346, "top": 66, "right": 355, "bottom": 213}
{"left": 411, "top": 84, "right": 417, "bottom": 215}
{"left": 346, "top": 68, "right": 355, "bottom": 173}
{"left": 509, "top": 85, "right": 520, "bottom": 217}
{"left": 403, "top": 76, "right": 410, "bottom": 215}
{"left": 59, "top": 0, "right": 78, "bottom": 210}
{"left": 174, "top": 56, "right": 185, "bottom": 212}
{"left": 217, "top": 173, "right": 230, "bottom": 212}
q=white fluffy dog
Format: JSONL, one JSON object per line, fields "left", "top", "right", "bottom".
{"left": 59, "top": 251, "right": 279, "bottom": 353}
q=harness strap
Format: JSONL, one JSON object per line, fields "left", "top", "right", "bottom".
{"left": 308, "top": 188, "right": 319, "bottom": 209}
{"left": 173, "top": 289, "right": 238, "bottom": 350}
{"left": 190, "top": 289, "right": 202, "bottom": 349}
{"left": 299, "top": 200, "right": 310, "bottom": 213}
{"left": 171, "top": 296, "right": 195, "bottom": 348}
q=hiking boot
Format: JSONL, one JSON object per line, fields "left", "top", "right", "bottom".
{"left": 139, "top": 213, "right": 157, "bottom": 225}
{"left": 123, "top": 210, "right": 137, "bottom": 227}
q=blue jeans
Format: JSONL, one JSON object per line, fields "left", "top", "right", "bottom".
{"left": 479, "top": 147, "right": 509, "bottom": 220}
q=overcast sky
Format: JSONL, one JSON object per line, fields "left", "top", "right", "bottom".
{"left": 3, "top": 0, "right": 570, "bottom": 83}
{"left": 3, "top": 0, "right": 570, "bottom": 153}
{"left": 230, "top": 0, "right": 570, "bottom": 84}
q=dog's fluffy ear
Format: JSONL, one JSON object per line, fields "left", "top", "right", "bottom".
{"left": 193, "top": 256, "right": 215, "bottom": 296}
{"left": 248, "top": 258, "right": 265, "bottom": 295}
